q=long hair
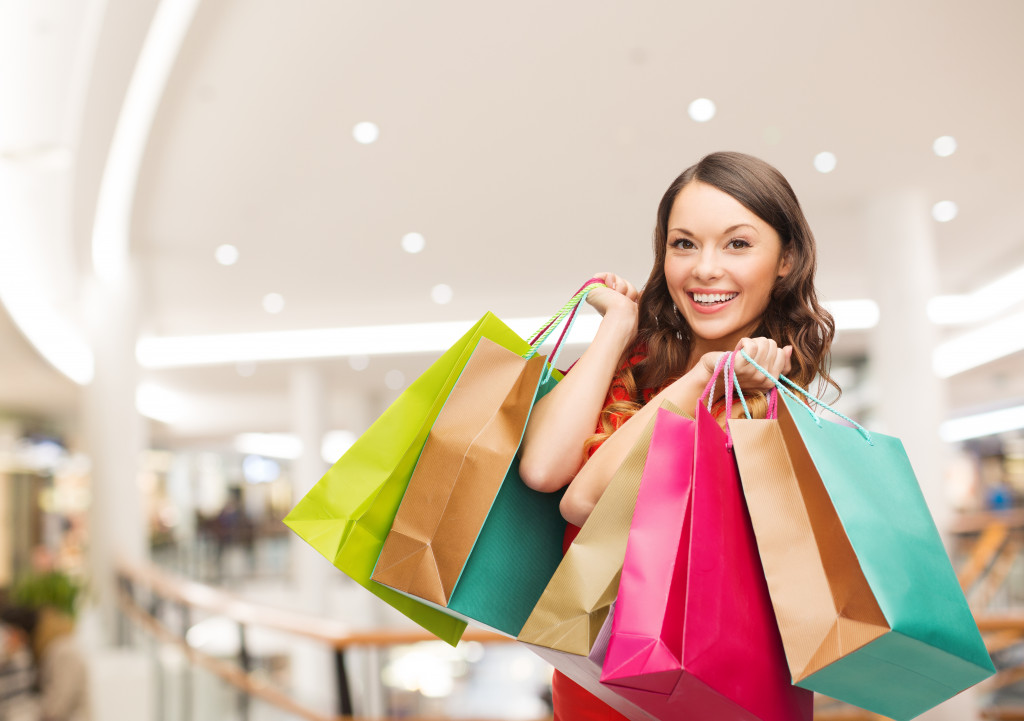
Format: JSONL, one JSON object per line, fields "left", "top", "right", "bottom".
{"left": 587, "top": 152, "right": 837, "bottom": 450}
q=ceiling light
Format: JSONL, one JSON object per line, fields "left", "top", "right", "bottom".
{"left": 235, "top": 433, "right": 302, "bottom": 460}
{"left": 242, "top": 454, "right": 281, "bottom": 483}
{"left": 933, "top": 309, "right": 1024, "bottom": 377}
{"left": 348, "top": 354, "right": 369, "bottom": 371}
{"left": 687, "top": 98, "right": 716, "bottom": 122}
{"left": 822, "top": 299, "right": 879, "bottom": 330}
{"left": 431, "top": 284, "right": 453, "bottom": 305}
{"left": 136, "top": 383, "right": 189, "bottom": 423}
{"left": 928, "top": 263, "right": 1024, "bottom": 325}
{"left": 813, "top": 152, "right": 837, "bottom": 174}
{"left": 137, "top": 298, "right": 877, "bottom": 369}
{"left": 92, "top": 0, "right": 201, "bottom": 283}
{"left": 262, "top": 292, "right": 285, "bottom": 313}
{"left": 932, "top": 200, "right": 958, "bottom": 222}
{"left": 385, "top": 370, "right": 406, "bottom": 390}
{"left": 322, "top": 430, "right": 356, "bottom": 463}
{"left": 933, "top": 136, "right": 957, "bottom": 157}
{"left": 353, "top": 121, "right": 380, "bottom": 144}
{"left": 940, "top": 404, "right": 1024, "bottom": 442}
{"left": 402, "top": 232, "right": 425, "bottom": 254}
{"left": 215, "top": 244, "right": 239, "bottom": 266}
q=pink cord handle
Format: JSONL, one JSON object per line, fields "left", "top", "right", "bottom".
{"left": 699, "top": 352, "right": 732, "bottom": 408}
{"left": 527, "top": 277, "right": 605, "bottom": 346}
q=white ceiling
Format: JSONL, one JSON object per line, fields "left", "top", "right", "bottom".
{"left": 3, "top": 0, "right": 1024, "bottom": 446}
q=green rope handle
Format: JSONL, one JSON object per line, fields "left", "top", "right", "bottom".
{"left": 738, "top": 349, "right": 874, "bottom": 445}
{"left": 525, "top": 280, "right": 606, "bottom": 383}
{"left": 525, "top": 279, "right": 605, "bottom": 358}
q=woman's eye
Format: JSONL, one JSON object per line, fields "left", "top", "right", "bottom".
{"left": 727, "top": 238, "right": 751, "bottom": 249}
{"left": 671, "top": 238, "right": 696, "bottom": 249}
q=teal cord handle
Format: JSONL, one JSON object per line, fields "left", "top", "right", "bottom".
{"left": 738, "top": 349, "right": 874, "bottom": 445}
{"left": 727, "top": 353, "right": 753, "bottom": 420}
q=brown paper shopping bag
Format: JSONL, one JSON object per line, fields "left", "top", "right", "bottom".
{"left": 371, "top": 337, "right": 547, "bottom": 606}
{"left": 517, "top": 403, "right": 689, "bottom": 655}
{"left": 730, "top": 411, "right": 890, "bottom": 684}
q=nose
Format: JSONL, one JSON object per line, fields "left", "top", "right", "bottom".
{"left": 691, "top": 246, "right": 723, "bottom": 280}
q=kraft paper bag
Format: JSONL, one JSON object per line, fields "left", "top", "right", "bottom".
{"left": 602, "top": 399, "right": 812, "bottom": 721}
{"left": 372, "top": 336, "right": 566, "bottom": 635}
{"left": 284, "top": 313, "right": 526, "bottom": 645}
{"left": 524, "top": 604, "right": 659, "bottom": 721}
{"left": 517, "top": 405, "right": 678, "bottom": 654}
{"left": 730, "top": 387, "right": 995, "bottom": 721}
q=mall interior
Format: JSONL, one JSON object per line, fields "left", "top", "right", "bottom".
{"left": 2, "top": 1, "right": 1023, "bottom": 720}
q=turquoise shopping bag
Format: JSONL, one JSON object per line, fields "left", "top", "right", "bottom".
{"left": 732, "top": 352, "right": 994, "bottom": 720}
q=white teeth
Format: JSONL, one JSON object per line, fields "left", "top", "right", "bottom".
{"left": 692, "top": 292, "right": 737, "bottom": 304}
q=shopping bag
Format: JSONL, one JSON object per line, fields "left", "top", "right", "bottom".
{"left": 284, "top": 313, "right": 522, "bottom": 644}
{"left": 284, "top": 280, "right": 600, "bottom": 644}
{"left": 602, "top": 355, "right": 812, "bottom": 721}
{"left": 602, "top": 407, "right": 695, "bottom": 693}
{"left": 517, "top": 405, "right": 681, "bottom": 654}
{"left": 729, "top": 352, "right": 995, "bottom": 721}
{"left": 371, "top": 289, "right": 591, "bottom": 634}
{"left": 524, "top": 604, "right": 658, "bottom": 721}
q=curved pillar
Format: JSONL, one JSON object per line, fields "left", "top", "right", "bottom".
{"left": 81, "top": 269, "right": 148, "bottom": 645}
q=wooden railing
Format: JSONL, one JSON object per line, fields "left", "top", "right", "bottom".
{"left": 115, "top": 560, "right": 522, "bottom": 721}
{"left": 118, "top": 508, "right": 1024, "bottom": 721}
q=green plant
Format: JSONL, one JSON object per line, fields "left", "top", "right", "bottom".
{"left": 10, "top": 571, "right": 82, "bottom": 618}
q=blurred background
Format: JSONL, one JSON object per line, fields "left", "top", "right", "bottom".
{"left": 1, "top": 0, "right": 1023, "bottom": 719}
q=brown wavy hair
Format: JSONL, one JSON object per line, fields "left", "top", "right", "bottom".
{"left": 586, "top": 152, "right": 837, "bottom": 452}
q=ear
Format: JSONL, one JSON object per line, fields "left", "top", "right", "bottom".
{"left": 777, "top": 247, "right": 794, "bottom": 279}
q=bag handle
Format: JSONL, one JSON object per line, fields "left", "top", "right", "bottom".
{"left": 527, "top": 277, "right": 604, "bottom": 348}
{"left": 738, "top": 349, "right": 874, "bottom": 445}
{"left": 725, "top": 356, "right": 776, "bottom": 420}
{"left": 525, "top": 278, "right": 606, "bottom": 383}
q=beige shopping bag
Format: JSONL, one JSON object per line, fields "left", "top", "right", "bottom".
{"left": 730, "top": 409, "right": 889, "bottom": 682}
{"left": 371, "top": 337, "right": 547, "bottom": 606}
{"left": 517, "top": 402, "right": 689, "bottom": 655}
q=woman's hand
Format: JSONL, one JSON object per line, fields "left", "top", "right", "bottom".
{"left": 585, "top": 272, "right": 638, "bottom": 318}
{"left": 696, "top": 337, "right": 792, "bottom": 395}
{"left": 731, "top": 337, "right": 792, "bottom": 392}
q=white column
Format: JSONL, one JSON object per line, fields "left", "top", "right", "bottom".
{"left": 865, "top": 190, "right": 976, "bottom": 721}
{"left": 81, "top": 269, "right": 148, "bottom": 645}
{"left": 287, "top": 364, "right": 335, "bottom": 712}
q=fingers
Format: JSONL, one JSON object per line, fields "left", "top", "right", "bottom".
{"left": 591, "top": 272, "right": 637, "bottom": 300}
{"left": 731, "top": 337, "right": 793, "bottom": 390}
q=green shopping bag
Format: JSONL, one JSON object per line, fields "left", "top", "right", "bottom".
{"left": 731, "top": 352, "right": 994, "bottom": 720}
{"left": 371, "top": 305, "right": 589, "bottom": 634}
{"left": 285, "top": 280, "right": 601, "bottom": 644}
{"left": 284, "top": 313, "right": 526, "bottom": 645}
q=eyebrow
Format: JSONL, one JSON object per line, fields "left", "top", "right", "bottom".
{"left": 669, "top": 223, "right": 758, "bottom": 237}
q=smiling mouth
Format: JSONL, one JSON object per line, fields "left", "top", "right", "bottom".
{"left": 689, "top": 292, "right": 738, "bottom": 306}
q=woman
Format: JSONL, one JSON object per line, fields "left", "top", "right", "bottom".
{"left": 519, "top": 151, "right": 836, "bottom": 719}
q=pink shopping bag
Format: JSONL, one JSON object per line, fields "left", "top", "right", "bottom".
{"left": 602, "top": 406, "right": 695, "bottom": 693}
{"left": 601, "top": 353, "right": 812, "bottom": 721}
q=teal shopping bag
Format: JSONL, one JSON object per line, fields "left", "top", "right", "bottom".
{"left": 732, "top": 352, "right": 993, "bottom": 721}
{"left": 371, "top": 283, "right": 601, "bottom": 635}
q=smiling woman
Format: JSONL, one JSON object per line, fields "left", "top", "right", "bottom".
{"left": 517, "top": 151, "right": 837, "bottom": 721}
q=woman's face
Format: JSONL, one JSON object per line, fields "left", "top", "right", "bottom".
{"left": 664, "top": 180, "right": 791, "bottom": 352}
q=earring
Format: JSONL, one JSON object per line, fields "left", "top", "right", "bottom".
{"left": 671, "top": 304, "right": 682, "bottom": 340}
{"left": 672, "top": 303, "right": 680, "bottom": 317}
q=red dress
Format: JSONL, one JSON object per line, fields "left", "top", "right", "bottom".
{"left": 551, "top": 350, "right": 658, "bottom": 721}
